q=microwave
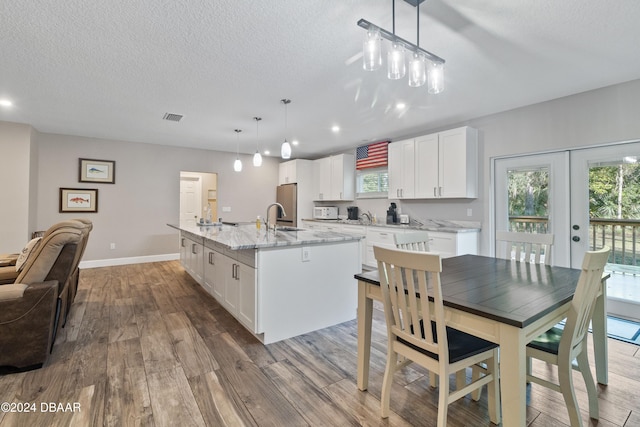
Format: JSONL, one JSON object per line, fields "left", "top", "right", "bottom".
{"left": 313, "top": 206, "right": 338, "bottom": 220}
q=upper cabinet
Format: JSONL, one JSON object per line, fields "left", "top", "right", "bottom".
{"left": 313, "top": 153, "right": 355, "bottom": 201}
{"left": 279, "top": 159, "right": 307, "bottom": 184}
{"left": 388, "top": 126, "right": 478, "bottom": 199}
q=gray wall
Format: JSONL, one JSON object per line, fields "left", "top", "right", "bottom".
{"left": 333, "top": 79, "right": 640, "bottom": 255}
{"left": 34, "top": 132, "right": 279, "bottom": 261}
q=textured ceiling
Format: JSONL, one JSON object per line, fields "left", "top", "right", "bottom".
{"left": 2, "top": 0, "right": 640, "bottom": 159}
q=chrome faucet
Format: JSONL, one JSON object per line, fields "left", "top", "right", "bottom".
{"left": 360, "top": 212, "right": 372, "bottom": 224}
{"left": 266, "top": 202, "right": 286, "bottom": 231}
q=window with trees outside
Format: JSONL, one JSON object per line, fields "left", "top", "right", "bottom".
{"left": 357, "top": 168, "right": 389, "bottom": 198}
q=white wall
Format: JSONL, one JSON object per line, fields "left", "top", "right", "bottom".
{"left": 34, "top": 132, "right": 279, "bottom": 262}
{"left": 0, "top": 121, "right": 35, "bottom": 252}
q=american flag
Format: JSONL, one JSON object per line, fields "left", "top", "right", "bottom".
{"left": 356, "top": 141, "right": 389, "bottom": 170}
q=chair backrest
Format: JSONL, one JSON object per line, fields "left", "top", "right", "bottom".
{"left": 70, "top": 218, "right": 93, "bottom": 269}
{"left": 495, "top": 231, "right": 554, "bottom": 264}
{"left": 559, "top": 246, "right": 610, "bottom": 358}
{"left": 15, "top": 222, "right": 83, "bottom": 286}
{"left": 394, "top": 231, "right": 431, "bottom": 252}
{"left": 374, "top": 245, "right": 449, "bottom": 364}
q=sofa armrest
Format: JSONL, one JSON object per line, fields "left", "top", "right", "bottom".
{"left": 0, "top": 280, "right": 58, "bottom": 323}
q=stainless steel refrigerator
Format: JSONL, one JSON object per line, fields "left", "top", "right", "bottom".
{"left": 276, "top": 183, "right": 297, "bottom": 227}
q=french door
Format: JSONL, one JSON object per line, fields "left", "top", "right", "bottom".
{"left": 494, "top": 152, "right": 571, "bottom": 267}
{"left": 494, "top": 142, "right": 640, "bottom": 318}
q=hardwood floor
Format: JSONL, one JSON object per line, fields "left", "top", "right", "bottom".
{"left": 1, "top": 260, "right": 639, "bottom": 426}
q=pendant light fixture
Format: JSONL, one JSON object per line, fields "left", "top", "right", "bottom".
{"left": 358, "top": 0, "right": 445, "bottom": 91}
{"left": 253, "top": 117, "right": 263, "bottom": 167}
{"left": 233, "top": 129, "right": 242, "bottom": 172}
{"left": 280, "top": 99, "right": 292, "bottom": 160}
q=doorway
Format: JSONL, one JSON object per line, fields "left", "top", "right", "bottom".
{"left": 180, "top": 172, "right": 218, "bottom": 226}
{"left": 494, "top": 143, "right": 640, "bottom": 320}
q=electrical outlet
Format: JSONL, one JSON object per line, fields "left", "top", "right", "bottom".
{"left": 222, "top": 206, "right": 231, "bottom": 212}
{"left": 302, "top": 246, "right": 311, "bottom": 262}
{"left": 110, "top": 243, "right": 116, "bottom": 250}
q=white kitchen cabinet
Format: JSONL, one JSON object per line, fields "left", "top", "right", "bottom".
{"left": 180, "top": 232, "right": 204, "bottom": 285}
{"left": 429, "top": 231, "right": 479, "bottom": 259}
{"left": 313, "top": 154, "right": 355, "bottom": 201}
{"left": 389, "top": 126, "right": 478, "bottom": 199}
{"left": 365, "top": 226, "right": 405, "bottom": 267}
{"left": 237, "top": 262, "right": 257, "bottom": 330}
{"left": 278, "top": 159, "right": 313, "bottom": 185}
{"left": 388, "top": 138, "right": 416, "bottom": 199}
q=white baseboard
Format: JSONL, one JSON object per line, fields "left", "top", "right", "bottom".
{"left": 79, "top": 253, "right": 180, "bottom": 269}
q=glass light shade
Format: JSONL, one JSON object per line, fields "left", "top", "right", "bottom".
{"left": 408, "top": 52, "right": 427, "bottom": 87}
{"left": 233, "top": 158, "right": 242, "bottom": 172}
{"left": 363, "top": 25, "right": 382, "bottom": 71}
{"left": 281, "top": 140, "right": 292, "bottom": 159}
{"left": 387, "top": 42, "right": 406, "bottom": 80}
{"left": 427, "top": 61, "right": 445, "bottom": 94}
{"left": 253, "top": 151, "right": 263, "bottom": 167}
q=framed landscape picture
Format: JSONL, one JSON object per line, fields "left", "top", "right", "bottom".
{"left": 60, "top": 188, "right": 98, "bottom": 213}
{"left": 79, "top": 158, "right": 115, "bottom": 183}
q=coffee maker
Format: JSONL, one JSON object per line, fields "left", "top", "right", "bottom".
{"left": 386, "top": 203, "right": 398, "bottom": 224}
{"left": 347, "top": 206, "right": 359, "bottom": 220}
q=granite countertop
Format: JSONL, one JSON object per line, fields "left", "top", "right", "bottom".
{"left": 168, "top": 223, "right": 363, "bottom": 250}
{"left": 301, "top": 218, "right": 481, "bottom": 233}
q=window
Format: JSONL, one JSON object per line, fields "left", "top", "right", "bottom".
{"left": 357, "top": 167, "right": 388, "bottom": 198}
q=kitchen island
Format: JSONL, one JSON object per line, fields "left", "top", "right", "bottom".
{"left": 168, "top": 223, "right": 363, "bottom": 344}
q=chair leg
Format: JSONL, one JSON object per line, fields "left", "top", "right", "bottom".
{"left": 380, "top": 349, "right": 398, "bottom": 418}
{"left": 557, "top": 359, "right": 582, "bottom": 427}
{"left": 429, "top": 371, "right": 437, "bottom": 387}
{"left": 576, "top": 350, "right": 599, "bottom": 420}
{"left": 437, "top": 369, "right": 450, "bottom": 427}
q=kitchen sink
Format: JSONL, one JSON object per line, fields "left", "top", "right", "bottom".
{"left": 276, "top": 226, "right": 302, "bottom": 232}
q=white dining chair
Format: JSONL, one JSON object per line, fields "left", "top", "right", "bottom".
{"left": 374, "top": 246, "right": 501, "bottom": 426}
{"left": 394, "top": 230, "right": 431, "bottom": 252}
{"left": 496, "top": 230, "right": 554, "bottom": 264}
{"left": 526, "top": 246, "right": 610, "bottom": 427}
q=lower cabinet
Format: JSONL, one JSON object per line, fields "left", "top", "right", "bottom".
{"left": 202, "top": 241, "right": 257, "bottom": 332}
{"left": 180, "top": 232, "right": 204, "bottom": 285}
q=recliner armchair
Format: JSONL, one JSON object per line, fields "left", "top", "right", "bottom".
{"left": 0, "top": 222, "right": 83, "bottom": 371}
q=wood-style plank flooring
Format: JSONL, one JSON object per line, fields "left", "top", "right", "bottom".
{"left": 1, "top": 260, "right": 639, "bottom": 426}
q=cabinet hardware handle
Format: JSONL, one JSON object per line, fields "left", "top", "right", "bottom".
{"left": 434, "top": 187, "right": 437, "bottom": 197}
{"left": 191, "top": 244, "right": 197, "bottom": 254}
{"left": 439, "top": 186, "right": 442, "bottom": 196}
{"left": 181, "top": 238, "right": 185, "bottom": 247}
{"left": 235, "top": 264, "right": 240, "bottom": 280}
{"left": 209, "top": 252, "right": 214, "bottom": 264}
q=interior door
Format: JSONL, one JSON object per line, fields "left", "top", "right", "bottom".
{"left": 180, "top": 176, "right": 201, "bottom": 226}
{"left": 494, "top": 152, "right": 571, "bottom": 267}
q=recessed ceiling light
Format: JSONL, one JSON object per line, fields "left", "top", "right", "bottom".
{"left": 292, "top": 140, "right": 299, "bottom": 146}
{"left": 396, "top": 102, "right": 406, "bottom": 109}
{"left": 0, "top": 99, "right": 13, "bottom": 107}
{"left": 331, "top": 125, "right": 340, "bottom": 133}
{"left": 264, "top": 150, "right": 270, "bottom": 155}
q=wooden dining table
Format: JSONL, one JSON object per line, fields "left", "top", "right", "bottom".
{"left": 355, "top": 254, "right": 609, "bottom": 427}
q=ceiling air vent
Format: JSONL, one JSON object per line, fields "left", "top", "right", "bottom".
{"left": 163, "top": 112, "right": 183, "bottom": 122}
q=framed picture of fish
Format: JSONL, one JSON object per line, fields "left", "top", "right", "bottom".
{"left": 60, "top": 188, "right": 98, "bottom": 213}
{"left": 79, "top": 158, "right": 115, "bottom": 184}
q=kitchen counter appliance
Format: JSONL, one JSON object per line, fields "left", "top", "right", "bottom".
{"left": 347, "top": 206, "right": 359, "bottom": 220}
{"left": 313, "top": 206, "right": 338, "bottom": 220}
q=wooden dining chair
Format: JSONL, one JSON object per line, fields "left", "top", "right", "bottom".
{"left": 526, "top": 246, "right": 610, "bottom": 427}
{"left": 496, "top": 230, "right": 554, "bottom": 264}
{"left": 394, "top": 230, "right": 431, "bottom": 252}
{"left": 374, "top": 246, "right": 501, "bottom": 426}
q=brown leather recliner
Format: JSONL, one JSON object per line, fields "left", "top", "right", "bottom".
{"left": 64, "top": 218, "right": 92, "bottom": 325}
{"left": 0, "top": 223, "right": 82, "bottom": 372}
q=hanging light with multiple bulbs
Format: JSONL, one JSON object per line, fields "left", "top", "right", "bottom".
{"left": 233, "top": 129, "right": 242, "bottom": 172}
{"left": 358, "top": 0, "right": 445, "bottom": 93}
{"left": 253, "top": 117, "right": 263, "bottom": 167}
{"left": 280, "top": 99, "right": 292, "bottom": 159}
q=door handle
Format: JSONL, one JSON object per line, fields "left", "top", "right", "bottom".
{"left": 572, "top": 236, "right": 580, "bottom": 242}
